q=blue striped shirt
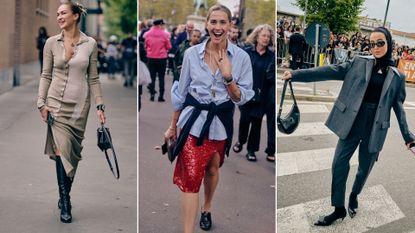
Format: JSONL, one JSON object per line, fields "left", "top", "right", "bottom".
{"left": 171, "top": 39, "right": 254, "bottom": 140}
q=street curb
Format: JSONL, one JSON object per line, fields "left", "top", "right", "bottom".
{"left": 282, "top": 93, "right": 336, "bottom": 102}
{"left": 277, "top": 66, "right": 415, "bottom": 88}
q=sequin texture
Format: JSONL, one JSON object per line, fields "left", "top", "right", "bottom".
{"left": 173, "top": 135, "right": 226, "bottom": 193}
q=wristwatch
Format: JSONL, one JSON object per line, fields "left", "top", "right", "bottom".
{"left": 223, "top": 75, "right": 233, "bottom": 85}
{"left": 97, "top": 104, "right": 105, "bottom": 112}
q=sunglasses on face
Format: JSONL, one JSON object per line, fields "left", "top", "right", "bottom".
{"left": 369, "top": 40, "right": 386, "bottom": 49}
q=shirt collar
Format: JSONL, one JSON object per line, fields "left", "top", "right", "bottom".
{"left": 57, "top": 31, "right": 89, "bottom": 45}
{"left": 247, "top": 43, "right": 273, "bottom": 56}
{"left": 197, "top": 38, "right": 235, "bottom": 60}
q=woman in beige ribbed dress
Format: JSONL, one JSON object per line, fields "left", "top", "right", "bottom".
{"left": 37, "top": 2, "right": 105, "bottom": 223}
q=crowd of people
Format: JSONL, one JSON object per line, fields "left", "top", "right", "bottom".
{"left": 96, "top": 32, "right": 137, "bottom": 87}
{"left": 138, "top": 4, "right": 276, "bottom": 232}
{"left": 277, "top": 16, "right": 415, "bottom": 68}
{"left": 138, "top": 16, "right": 276, "bottom": 162}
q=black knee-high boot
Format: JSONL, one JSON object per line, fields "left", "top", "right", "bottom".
{"left": 58, "top": 179, "right": 72, "bottom": 209}
{"left": 56, "top": 156, "right": 72, "bottom": 223}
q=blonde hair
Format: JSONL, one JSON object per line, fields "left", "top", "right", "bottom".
{"left": 206, "top": 4, "right": 232, "bottom": 22}
{"left": 246, "top": 24, "right": 275, "bottom": 48}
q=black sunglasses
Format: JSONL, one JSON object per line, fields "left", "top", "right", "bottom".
{"left": 369, "top": 40, "right": 386, "bottom": 49}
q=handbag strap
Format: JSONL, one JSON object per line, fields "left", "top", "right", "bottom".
{"left": 278, "top": 80, "right": 297, "bottom": 118}
{"left": 101, "top": 125, "right": 120, "bottom": 179}
{"left": 288, "top": 80, "right": 298, "bottom": 105}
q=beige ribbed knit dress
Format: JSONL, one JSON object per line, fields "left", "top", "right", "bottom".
{"left": 37, "top": 31, "right": 103, "bottom": 178}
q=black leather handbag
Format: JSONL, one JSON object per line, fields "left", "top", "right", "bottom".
{"left": 277, "top": 80, "right": 300, "bottom": 134}
{"left": 97, "top": 124, "right": 120, "bottom": 179}
{"left": 162, "top": 138, "right": 177, "bottom": 163}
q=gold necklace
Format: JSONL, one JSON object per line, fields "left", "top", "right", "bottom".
{"left": 206, "top": 49, "right": 217, "bottom": 98}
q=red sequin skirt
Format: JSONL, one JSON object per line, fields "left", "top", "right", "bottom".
{"left": 173, "top": 135, "right": 226, "bottom": 193}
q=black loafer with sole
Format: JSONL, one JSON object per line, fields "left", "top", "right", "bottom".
{"left": 232, "top": 142, "right": 243, "bottom": 153}
{"left": 246, "top": 151, "right": 257, "bottom": 161}
{"left": 200, "top": 211, "right": 212, "bottom": 231}
{"left": 266, "top": 154, "right": 275, "bottom": 162}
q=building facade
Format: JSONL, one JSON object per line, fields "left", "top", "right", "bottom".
{"left": 0, "top": 0, "right": 104, "bottom": 94}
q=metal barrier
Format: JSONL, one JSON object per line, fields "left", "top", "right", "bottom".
{"left": 277, "top": 37, "right": 371, "bottom": 68}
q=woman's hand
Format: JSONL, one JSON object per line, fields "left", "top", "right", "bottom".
{"left": 164, "top": 126, "right": 177, "bottom": 142}
{"left": 39, "top": 106, "right": 49, "bottom": 122}
{"left": 97, "top": 110, "right": 106, "bottom": 124}
{"left": 282, "top": 70, "right": 292, "bottom": 80}
{"left": 216, "top": 49, "right": 232, "bottom": 78}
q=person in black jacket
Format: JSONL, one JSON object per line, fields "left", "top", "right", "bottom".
{"left": 289, "top": 26, "right": 307, "bottom": 70}
{"left": 282, "top": 27, "right": 415, "bottom": 227}
{"left": 37, "top": 26, "right": 49, "bottom": 73}
{"left": 233, "top": 24, "right": 275, "bottom": 162}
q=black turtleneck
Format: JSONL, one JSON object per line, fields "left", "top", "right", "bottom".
{"left": 362, "top": 27, "right": 396, "bottom": 104}
{"left": 363, "top": 67, "right": 386, "bottom": 104}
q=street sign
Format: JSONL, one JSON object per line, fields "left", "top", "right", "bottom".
{"left": 305, "top": 22, "right": 331, "bottom": 48}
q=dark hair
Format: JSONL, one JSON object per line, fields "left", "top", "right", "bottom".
{"left": 246, "top": 28, "right": 254, "bottom": 37}
{"left": 62, "top": 0, "right": 87, "bottom": 24}
{"left": 191, "top": 29, "right": 201, "bottom": 36}
{"left": 38, "top": 26, "right": 48, "bottom": 37}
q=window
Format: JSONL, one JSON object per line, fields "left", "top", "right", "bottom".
{"left": 36, "top": 0, "right": 49, "bottom": 17}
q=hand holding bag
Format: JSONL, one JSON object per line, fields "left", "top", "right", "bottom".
{"left": 161, "top": 138, "right": 177, "bottom": 163}
{"left": 97, "top": 123, "right": 120, "bottom": 179}
{"left": 277, "top": 80, "right": 300, "bottom": 134}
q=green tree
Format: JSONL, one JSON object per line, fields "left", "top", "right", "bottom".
{"left": 295, "top": 0, "right": 364, "bottom": 34}
{"left": 245, "top": 0, "right": 275, "bottom": 35}
{"left": 104, "top": 0, "right": 137, "bottom": 39}
{"left": 139, "top": 0, "right": 216, "bottom": 26}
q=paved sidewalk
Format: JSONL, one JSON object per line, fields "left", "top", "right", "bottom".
{"left": 139, "top": 73, "right": 275, "bottom": 233}
{"left": 0, "top": 74, "right": 137, "bottom": 233}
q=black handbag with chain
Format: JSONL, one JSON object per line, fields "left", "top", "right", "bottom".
{"left": 97, "top": 124, "right": 120, "bottom": 179}
{"left": 277, "top": 80, "right": 300, "bottom": 134}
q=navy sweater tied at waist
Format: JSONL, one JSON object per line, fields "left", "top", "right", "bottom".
{"left": 173, "top": 94, "right": 235, "bottom": 157}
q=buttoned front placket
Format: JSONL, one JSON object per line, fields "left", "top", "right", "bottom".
{"left": 56, "top": 34, "right": 66, "bottom": 115}
{"left": 59, "top": 61, "right": 70, "bottom": 113}
{"left": 55, "top": 31, "right": 89, "bottom": 115}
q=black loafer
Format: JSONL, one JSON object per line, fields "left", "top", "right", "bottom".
{"left": 232, "top": 142, "right": 243, "bottom": 153}
{"left": 200, "top": 211, "right": 212, "bottom": 231}
{"left": 246, "top": 152, "right": 257, "bottom": 162}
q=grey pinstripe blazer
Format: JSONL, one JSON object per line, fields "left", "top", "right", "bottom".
{"left": 291, "top": 55, "right": 415, "bottom": 153}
